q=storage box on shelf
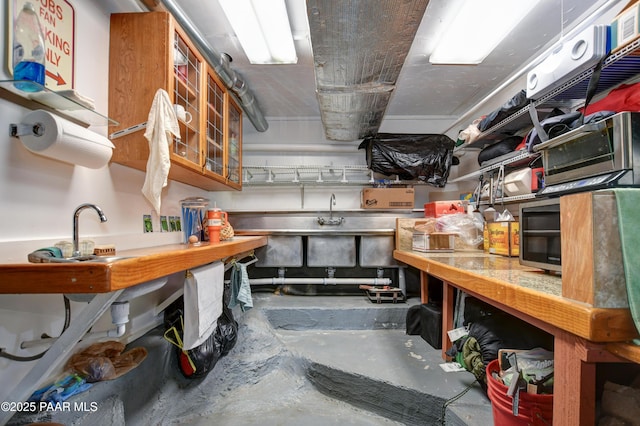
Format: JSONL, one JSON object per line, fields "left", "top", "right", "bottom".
{"left": 108, "top": 12, "right": 242, "bottom": 191}
{"left": 361, "top": 187, "right": 415, "bottom": 209}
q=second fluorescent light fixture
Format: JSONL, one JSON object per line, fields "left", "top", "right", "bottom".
{"left": 220, "top": 0, "right": 298, "bottom": 64}
{"left": 429, "top": 0, "right": 540, "bottom": 65}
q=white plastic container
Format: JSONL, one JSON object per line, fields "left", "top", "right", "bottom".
{"left": 503, "top": 168, "right": 533, "bottom": 196}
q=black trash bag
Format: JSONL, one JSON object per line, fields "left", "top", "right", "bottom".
{"left": 163, "top": 296, "right": 222, "bottom": 380}
{"left": 358, "top": 133, "right": 455, "bottom": 187}
{"left": 179, "top": 329, "right": 222, "bottom": 379}
{"left": 216, "top": 281, "right": 238, "bottom": 357}
{"left": 477, "top": 90, "right": 528, "bottom": 132}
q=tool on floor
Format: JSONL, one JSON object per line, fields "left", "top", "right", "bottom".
{"left": 359, "top": 284, "right": 405, "bottom": 303}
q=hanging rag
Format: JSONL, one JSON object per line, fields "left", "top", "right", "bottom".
{"left": 230, "top": 261, "right": 253, "bottom": 312}
{"left": 183, "top": 261, "right": 224, "bottom": 350}
{"left": 141, "top": 89, "right": 181, "bottom": 215}
{"left": 614, "top": 189, "right": 640, "bottom": 339}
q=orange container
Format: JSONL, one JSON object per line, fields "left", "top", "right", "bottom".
{"left": 424, "top": 201, "right": 465, "bottom": 217}
{"left": 207, "top": 208, "right": 227, "bottom": 244}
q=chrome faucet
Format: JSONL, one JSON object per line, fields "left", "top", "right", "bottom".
{"left": 329, "top": 193, "right": 336, "bottom": 220}
{"left": 317, "top": 193, "right": 343, "bottom": 226}
{"left": 72, "top": 203, "right": 107, "bottom": 257}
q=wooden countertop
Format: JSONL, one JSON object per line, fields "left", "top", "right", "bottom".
{"left": 394, "top": 249, "right": 639, "bottom": 343}
{"left": 0, "top": 236, "right": 267, "bottom": 294}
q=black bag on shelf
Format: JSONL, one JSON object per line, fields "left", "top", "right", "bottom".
{"left": 358, "top": 133, "right": 455, "bottom": 187}
{"left": 477, "top": 90, "right": 528, "bottom": 132}
{"left": 476, "top": 136, "right": 523, "bottom": 165}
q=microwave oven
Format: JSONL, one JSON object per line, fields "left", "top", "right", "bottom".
{"left": 534, "top": 111, "right": 640, "bottom": 197}
{"left": 519, "top": 198, "right": 561, "bottom": 273}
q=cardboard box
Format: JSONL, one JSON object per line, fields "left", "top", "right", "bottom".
{"left": 488, "top": 221, "right": 519, "bottom": 257}
{"left": 611, "top": 0, "right": 640, "bottom": 53}
{"left": 424, "top": 201, "right": 465, "bottom": 218}
{"left": 361, "top": 188, "right": 414, "bottom": 209}
{"left": 412, "top": 232, "right": 455, "bottom": 252}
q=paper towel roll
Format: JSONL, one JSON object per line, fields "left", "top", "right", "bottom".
{"left": 19, "top": 110, "right": 114, "bottom": 169}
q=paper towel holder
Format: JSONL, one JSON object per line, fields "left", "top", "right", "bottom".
{"left": 9, "top": 110, "right": 115, "bottom": 169}
{"left": 9, "top": 122, "right": 46, "bottom": 138}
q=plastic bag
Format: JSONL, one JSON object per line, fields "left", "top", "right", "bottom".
{"left": 457, "top": 118, "right": 482, "bottom": 145}
{"left": 358, "top": 133, "right": 455, "bottom": 187}
{"left": 66, "top": 341, "right": 147, "bottom": 383}
{"left": 29, "top": 374, "right": 92, "bottom": 403}
{"left": 435, "top": 213, "right": 484, "bottom": 248}
{"left": 216, "top": 280, "right": 238, "bottom": 357}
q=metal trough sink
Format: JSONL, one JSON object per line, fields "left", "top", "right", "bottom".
{"left": 230, "top": 210, "right": 421, "bottom": 268}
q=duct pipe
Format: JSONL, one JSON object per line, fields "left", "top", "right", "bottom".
{"left": 245, "top": 277, "right": 392, "bottom": 286}
{"left": 158, "top": 0, "right": 269, "bottom": 133}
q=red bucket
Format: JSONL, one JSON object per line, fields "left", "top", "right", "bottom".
{"left": 486, "top": 359, "right": 553, "bottom": 425}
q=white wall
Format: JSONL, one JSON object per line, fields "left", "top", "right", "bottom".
{"left": 0, "top": 1, "right": 211, "bottom": 390}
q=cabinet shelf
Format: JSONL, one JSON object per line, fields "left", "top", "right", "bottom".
{"left": 207, "top": 137, "right": 222, "bottom": 151}
{"left": 0, "top": 80, "right": 118, "bottom": 126}
{"left": 449, "top": 151, "right": 539, "bottom": 183}
{"left": 474, "top": 38, "right": 640, "bottom": 142}
{"left": 207, "top": 102, "right": 223, "bottom": 120}
{"left": 243, "top": 164, "right": 399, "bottom": 186}
{"left": 175, "top": 75, "right": 197, "bottom": 103}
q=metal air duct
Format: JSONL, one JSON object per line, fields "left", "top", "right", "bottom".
{"left": 159, "top": 0, "right": 269, "bottom": 132}
{"left": 307, "top": 0, "right": 430, "bottom": 141}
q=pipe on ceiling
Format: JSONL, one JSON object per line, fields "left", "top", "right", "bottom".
{"left": 158, "top": 0, "right": 269, "bottom": 133}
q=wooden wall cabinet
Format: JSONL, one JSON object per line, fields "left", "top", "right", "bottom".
{"left": 108, "top": 12, "right": 242, "bottom": 191}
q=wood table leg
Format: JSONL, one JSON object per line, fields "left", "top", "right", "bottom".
{"left": 420, "top": 271, "right": 429, "bottom": 304}
{"left": 442, "top": 281, "right": 455, "bottom": 360}
{"left": 553, "top": 331, "right": 596, "bottom": 426}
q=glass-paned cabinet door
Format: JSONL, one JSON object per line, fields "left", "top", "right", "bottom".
{"left": 227, "top": 99, "right": 242, "bottom": 185}
{"left": 205, "top": 71, "right": 224, "bottom": 176}
{"left": 172, "top": 32, "right": 201, "bottom": 166}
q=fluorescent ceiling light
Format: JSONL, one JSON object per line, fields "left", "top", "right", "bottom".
{"left": 219, "top": 0, "right": 298, "bottom": 64}
{"left": 429, "top": 0, "right": 540, "bottom": 65}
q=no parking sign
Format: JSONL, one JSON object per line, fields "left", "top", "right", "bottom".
{"left": 8, "top": 0, "right": 75, "bottom": 90}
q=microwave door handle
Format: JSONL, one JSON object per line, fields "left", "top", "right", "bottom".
{"left": 533, "top": 120, "right": 607, "bottom": 152}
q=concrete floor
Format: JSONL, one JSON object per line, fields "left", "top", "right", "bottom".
{"left": 8, "top": 291, "right": 493, "bottom": 426}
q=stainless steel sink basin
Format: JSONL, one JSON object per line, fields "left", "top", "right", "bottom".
{"left": 229, "top": 211, "right": 417, "bottom": 236}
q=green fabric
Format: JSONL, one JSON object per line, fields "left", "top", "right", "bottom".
{"left": 461, "top": 336, "right": 486, "bottom": 382}
{"left": 614, "top": 188, "right": 640, "bottom": 335}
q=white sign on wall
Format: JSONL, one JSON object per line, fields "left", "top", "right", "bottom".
{"left": 7, "top": 0, "right": 75, "bottom": 90}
